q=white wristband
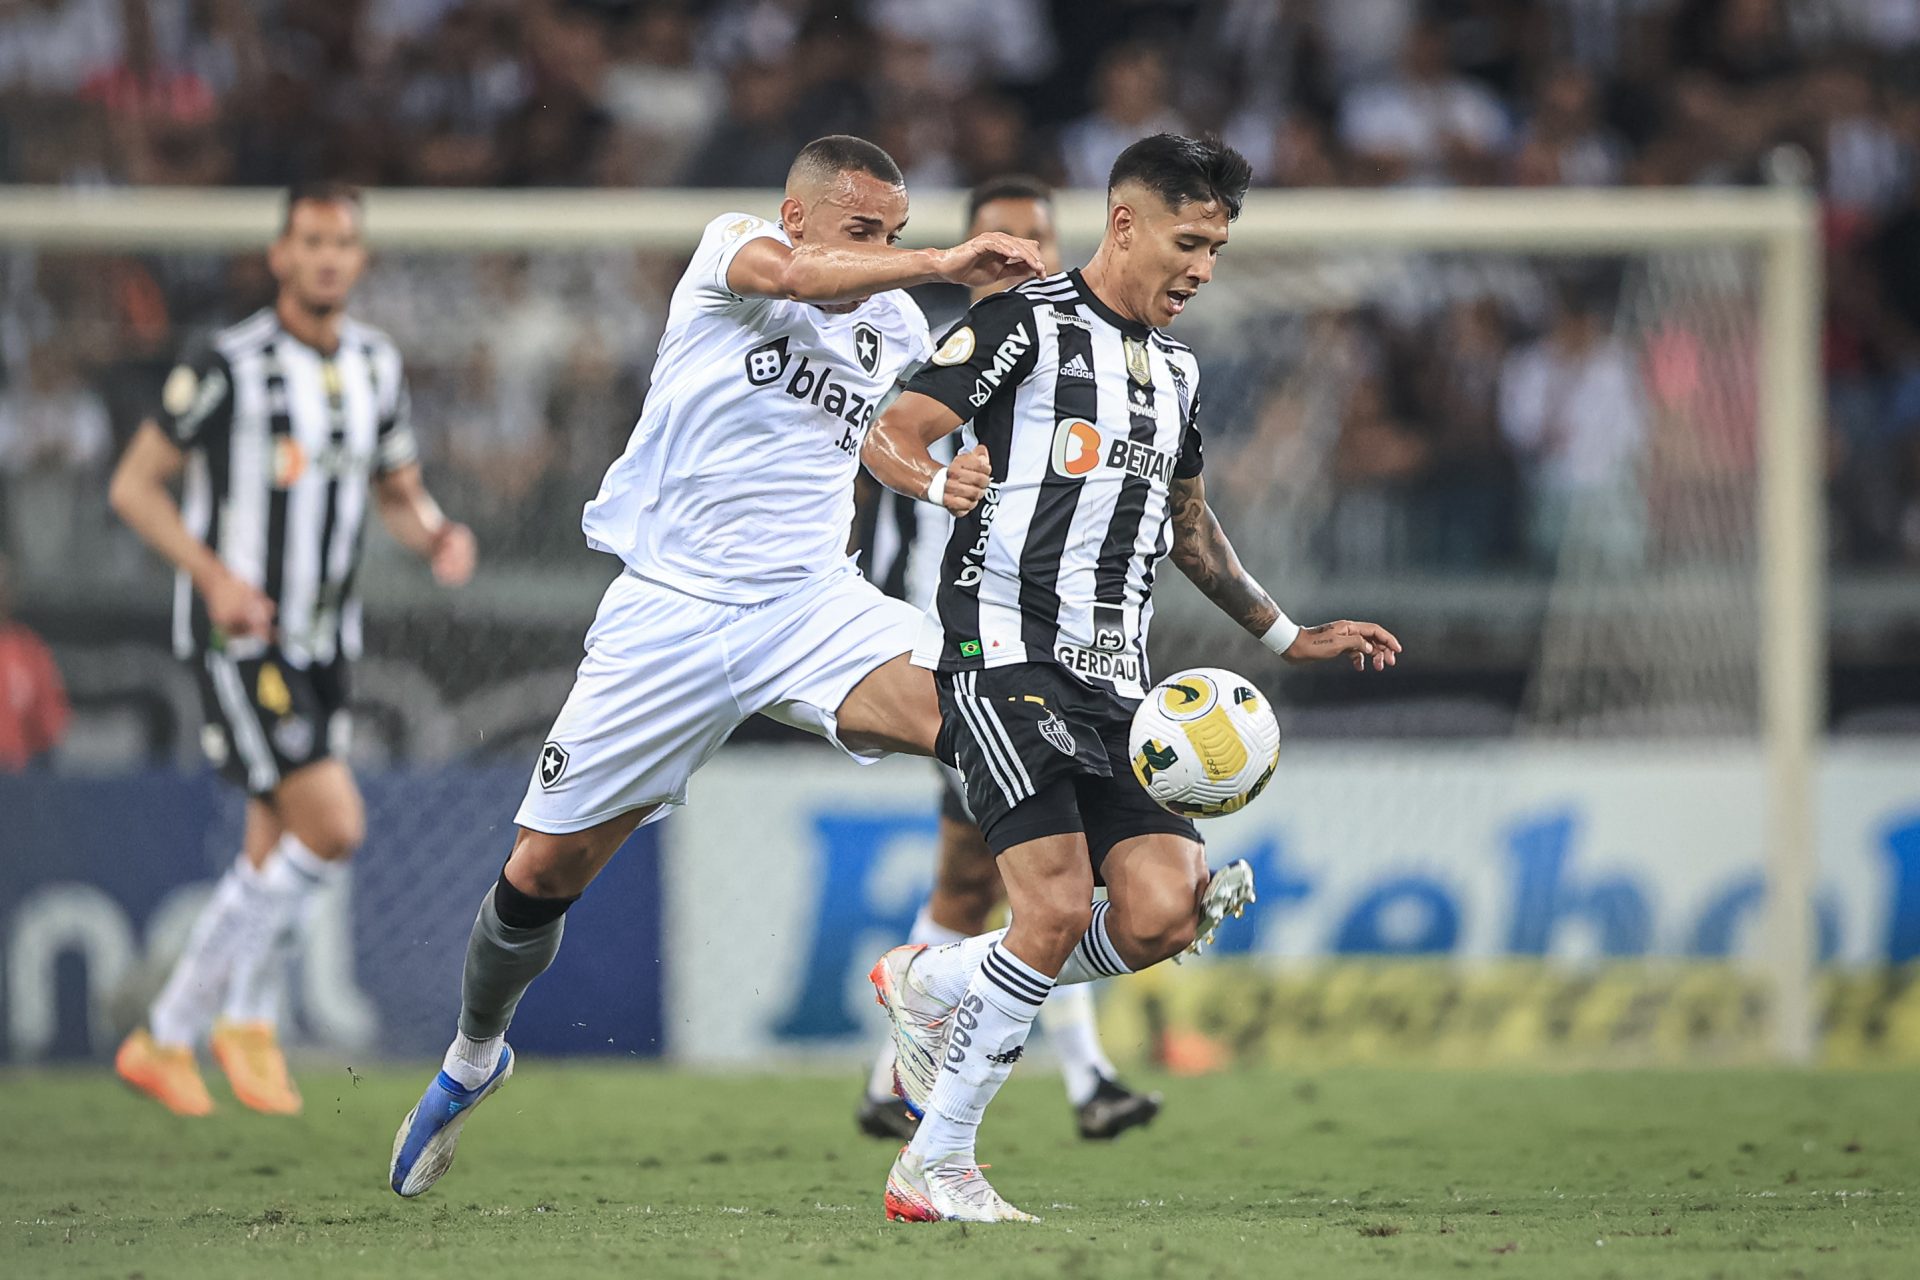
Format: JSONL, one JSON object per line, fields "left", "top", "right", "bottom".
{"left": 924, "top": 466, "right": 949, "bottom": 506}
{"left": 1259, "top": 612, "right": 1301, "bottom": 657}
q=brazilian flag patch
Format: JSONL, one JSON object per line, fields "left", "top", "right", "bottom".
{"left": 959, "top": 639, "right": 982, "bottom": 658}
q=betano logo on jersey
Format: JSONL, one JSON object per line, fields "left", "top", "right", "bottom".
{"left": 1048, "top": 418, "right": 1180, "bottom": 483}
{"left": 1050, "top": 419, "right": 1102, "bottom": 476}
{"left": 742, "top": 335, "right": 878, "bottom": 437}
{"left": 270, "top": 437, "right": 372, "bottom": 489}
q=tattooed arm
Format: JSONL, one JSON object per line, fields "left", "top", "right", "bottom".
{"left": 1167, "top": 474, "right": 1403, "bottom": 671}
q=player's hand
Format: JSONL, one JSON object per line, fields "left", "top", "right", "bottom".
{"left": 203, "top": 570, "right": 275, "bottom": 642}
{"left": 942, "top": 444, "right": 992, "bottom": 516}
{"left": 430, "top": 521, "right": 477, "bottom": 587}
{"left": 931, "top": 233, "right": 1045, "bottom": 290}
{"left": 1283, "top": 620, "right": 1402, "bottom": 672}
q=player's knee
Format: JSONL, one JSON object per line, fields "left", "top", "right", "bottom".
{"left": 930, "top": 882, "right": 997, "bottom": 934}
{"left": 505, "top": 830, "right": 599, "bottom": 899}
{"left": 1024, "top": 894, "right": 1093, "bottom": 960}
{"left": 934, "top": 846, "right": 1000, "bottom": 930}
{"left": 301, "top": 815, "right": 363, "bottom": 862}
{"left": 1136, "top": 909, "right": 1197, "bottom": 963}
{"left": 1111, "top": 881, "right": 1203, "bottom": 966}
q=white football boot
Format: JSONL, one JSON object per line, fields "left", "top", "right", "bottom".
{"left": 868, "top": 944, "right": 952, "bottom": 1117}
{"left": 885, "top": 1148, "right": 1039, "bottom": 1223}
{"left": 1181, "top": 858, "right": 1257, "bottom": 960}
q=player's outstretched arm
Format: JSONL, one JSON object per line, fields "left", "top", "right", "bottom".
{"left": 1167, "top": 474, "right": 1402, "bottom": 672}
{"left": 861, "top": 391, "right": 991, "bottom": 516}
{"left": 374, "top": 463, "right": 475, "bottom": 587}
{"left": 109, "top": 420, "right": 275, "bottom": 640}
{"left": 727, "top": 232, "right": 1045, "bottom": 306}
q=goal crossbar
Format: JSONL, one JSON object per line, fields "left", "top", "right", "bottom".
{"left": 0, "top": 183, "right": 1824, "bottom": 1063}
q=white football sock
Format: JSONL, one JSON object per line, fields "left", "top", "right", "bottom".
{"left": 442, "top": 1030, "right": 506, "bottom": 1091}
{"left": 910, "top": 927, "right": 1008, "bottom": 1007}
{"left": 918, "top": 900, "right": 1142, "bottom": 1001}
{"left": 149, "top": 856, "right": 267, "bottom": 1048}
{"left": 1041, "top": 984, "right": 1116, "bottom": 1106}
{"left": 868, "top": 903, "right": 968, "bottom": 1100}
{"left": 222, "top": 835, "right": 340, "bottom": 1027}
{"left": 1053, "top": 901, "right": 1135, "bottom": 986}
{"left": 908, "top": 940, "right": 1053, "bottom": 1163}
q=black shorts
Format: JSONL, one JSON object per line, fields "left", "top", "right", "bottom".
{"left": 191, "top": 648, "right": 350, "bottom": 797}
{"left": 937, "top": 763, "right": 974, "bottom": 824}
{"left": 935, "top": 663, "right": 1200, "bottom": 867}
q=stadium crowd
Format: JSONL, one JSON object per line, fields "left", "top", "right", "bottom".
{"left": 3, "top": 0, "right": 1920, "bottom": 584}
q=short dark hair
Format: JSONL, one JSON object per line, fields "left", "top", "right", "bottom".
{"left": 282, "top": 181, "right": 363, "bottom": 234}
{"left": 965, "top": 175, "right": 1053, "bottom": 228}
{"left": 788, "top": 135, "right": 904, "bottom": 189}
{"left": 1107, "top": 134, "right": 1252, "bottom": 221}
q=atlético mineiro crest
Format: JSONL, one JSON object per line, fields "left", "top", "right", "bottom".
{"left": 538, "top": 741, "right": 570, "bottom": 789}
{"left": 853, "top": 322, "right": 882, "bottom": 375}
{"left": 1038, "top": 710, "right": 1077, "bottom": 757}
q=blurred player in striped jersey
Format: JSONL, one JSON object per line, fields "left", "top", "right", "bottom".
{"left": 107, "top": 184, "right": 475, "bottom": 1116}
{"left": 854, "top": 177, "right": 1162, "bottom": 1144}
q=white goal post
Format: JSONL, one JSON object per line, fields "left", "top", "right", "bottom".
{"left": 0, "top": 184, "right": 1824, "bottom": 1063}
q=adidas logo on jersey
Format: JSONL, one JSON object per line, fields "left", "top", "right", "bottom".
{"left": 1059, "top": 352, "right": 1094, "bottom": 380}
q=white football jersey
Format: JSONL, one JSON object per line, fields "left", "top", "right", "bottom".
{"left": 583, "top": 212, "right": 933, "bottom": 603}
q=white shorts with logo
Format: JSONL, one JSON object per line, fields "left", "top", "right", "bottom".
{"left": 515, "top": 561, "right": 920, "bottom": 835}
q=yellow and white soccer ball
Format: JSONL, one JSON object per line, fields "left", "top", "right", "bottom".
{"left": 1128, "top": 667, "right": 1281, "bottom": 818}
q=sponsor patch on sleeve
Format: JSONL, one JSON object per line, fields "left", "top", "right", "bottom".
{"left": 162, "top": 364, "right": 198, "bottom": 416}
{"left": 931, "top": 326, "right": 976, "bottom": 366}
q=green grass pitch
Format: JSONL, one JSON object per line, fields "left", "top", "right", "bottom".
{"left": 4, "top": 1063, "right": 1917, "bottom": 1278}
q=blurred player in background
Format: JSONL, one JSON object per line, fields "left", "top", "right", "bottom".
{"left": 108, "top": 183, "right": 476, "bottom": 1116}
{"left": 864, "top": 134, "right": 1401, "bottom": 1221}
{"left": 0, "top": 552, "right": 71, "bottom": 771}
{"left": 854, "top": 176, "right": 1162, "bottom": 1144}
{"left": 387, "top": 136, "right": 1046, "bottom": 1198}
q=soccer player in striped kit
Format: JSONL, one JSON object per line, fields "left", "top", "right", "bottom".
{"left": 109, "top": 183, "right": 475, "bottom": 1116}
{"left": 855, "top": 176, "right": 1163, "bottom": 1145}
{"left": 863, "top": 135, "right": 1402, "bottom": 1221}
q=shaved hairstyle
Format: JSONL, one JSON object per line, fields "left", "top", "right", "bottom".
{"left": 787, "top": 135, "right": 905, "bottom": 193}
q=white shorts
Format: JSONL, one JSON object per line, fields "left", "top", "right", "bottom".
{"left": 515, "top": 561, "right": 920, "bottom": 834}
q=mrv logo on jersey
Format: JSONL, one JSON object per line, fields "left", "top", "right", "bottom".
{"left": 744, "top": 336, "right": 877, "bottom": 434}
{"left": 968, "top": 322, "right": 1033, "bottom": 408}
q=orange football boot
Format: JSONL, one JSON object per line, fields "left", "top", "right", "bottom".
{"left": 115, "top": 1029, "right": 214, "bottom": 1116}
{"left": 212, "top": 1020, "right": 303, "bottom": 1115}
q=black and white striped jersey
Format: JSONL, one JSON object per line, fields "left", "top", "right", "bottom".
{"left": 902, "top": 269, "right": 1204, "bottom": 701}
{"left": 858, "top": 429, "right": 954, "bottom": 607}
{"left": 155, "top": 307, "right": 418, "bottom": 668}
{"left": 857, "top": 281, "right": 967, "bottom": 609}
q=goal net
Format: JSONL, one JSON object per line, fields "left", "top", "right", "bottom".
{"left": 0, "top": 187, "right": 1822, "bottom": 1065}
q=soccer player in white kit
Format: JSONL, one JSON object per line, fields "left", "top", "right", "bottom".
{"left": 389, "top": 135, "right": 1042, "bottom": 1198}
